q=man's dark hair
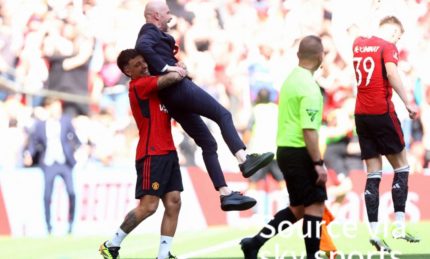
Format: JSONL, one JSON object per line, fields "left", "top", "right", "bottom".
{"left": 379, "top": 16, "right": 404, "bottom": 33}
{"left": 117, "top": 49, "right": 140, "bottom": 76}
{"left": 297, "top": 35, "right": 323, "bottom": 60}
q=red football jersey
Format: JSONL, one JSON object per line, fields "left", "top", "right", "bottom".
{"left": 128, "top": 76, "right": 175, "bottom": 160}
{"left": 352, "top": 36, "right": 399, "bottom": 115}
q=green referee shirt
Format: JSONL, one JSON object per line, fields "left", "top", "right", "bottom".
{"left": 277, "top": 66, "right": 323, "bottom": 147}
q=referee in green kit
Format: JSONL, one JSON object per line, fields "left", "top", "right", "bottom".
{"left": 241, "top": 35, "right": 327, "bottom": 259}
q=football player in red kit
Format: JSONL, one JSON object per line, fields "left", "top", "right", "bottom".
{"left": 352, "top": 16, "right": 420, "bottom": 252}
{"left": 100, "top": 49, "right": 185, "bottom": 259}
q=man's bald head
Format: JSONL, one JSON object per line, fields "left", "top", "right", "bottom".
{"left": 144, "top": 0, "right": 171, "bottom": 32}
{"left": 297, "top": 35, "right": 324, "bottom": 73}
{"left": 297, "top": 35, "right": 323, "bottom": 60}
{"left": 144, "top": 1, "right": 165, "bottom": 19}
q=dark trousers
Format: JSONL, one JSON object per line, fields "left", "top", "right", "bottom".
{"left": 41, "top": 162, "right": 76, "bottom": 231}
{"left": 159, "top": 78, "right": 246, "bottom": 189}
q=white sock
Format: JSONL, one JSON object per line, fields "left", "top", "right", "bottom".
{"left": 395, "top": 212, "right": 405, "bottom": 224}
{"left": 369, "top": 222, "right": 380, "bottom": 238}
{"left": 107, "top": 228, "right": 127, "bottom": 247}
{"left": 235, "top": 149, "right": 247, "bottom": 163}
{"left": 158, "top": 235, "right": 173, "bottom": 259}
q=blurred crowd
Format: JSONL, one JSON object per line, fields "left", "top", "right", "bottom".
{"left": 0, "top": 0, "right": 429, "bottom": 173}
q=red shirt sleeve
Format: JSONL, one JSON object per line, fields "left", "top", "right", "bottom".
{"left": 382, "top": 43, "right": 399, "bottom": 65}
{"left": 131, "top": 76, "right": 159, "bottom": 99}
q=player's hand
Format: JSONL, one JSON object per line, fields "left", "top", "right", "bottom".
{"left": 315, "top": 164, "right": 328, "bottom": 186}
{"left": 406, "top": 104, "right": 417, "bottom": 120}
{"left": 167, "top": 65, "right": 187, "bottom": 77}
{"left": 175, "top": 61, "right": 187, "bottom": 71}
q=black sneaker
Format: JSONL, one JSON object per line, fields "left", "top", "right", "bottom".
{"left": 156, "top": 252, "right": 177, "bottom": 259}
{"left": 369, "top": 237, "right": 391, "bottom": 253}
{"left": 220, "top": 191, "right": 256, "bottom": 211}
{"left": 99, "top": 241, "right": 120, "bottom": 259}
{"left": 240, "top": 152, "right": 274, "bottom": 178}
{"left": 240, "top": 237, "right": 259, "bottom": 259}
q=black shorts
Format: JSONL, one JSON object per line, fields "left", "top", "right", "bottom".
{"left": 249, "top": 160, "right": 284, "bottom": 182}
{"left": 135, "top": 151, "right": 183, "bottom": 199}
{"left": 277, "top": 147, "right": 327, "bottom": 207}
{"left": 355, "top": 112, "right": 405, "bottom": 159}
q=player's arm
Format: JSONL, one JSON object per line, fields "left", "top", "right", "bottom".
{"left": 156, "top": 71, "right": 186, "bottom": 90}
{"left": 385, "top": 62, "right": 417, "bottom": 119}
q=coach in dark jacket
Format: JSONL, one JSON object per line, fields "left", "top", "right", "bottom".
{"left": 135, "top": 1, "right": 274, "bottom": 211}
{"left": 24, "top": 97, "right": 81, "bottom": 234}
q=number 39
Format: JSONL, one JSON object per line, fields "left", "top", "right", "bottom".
{"left": 353, "top": 57, "right": 375, "bottom": 87}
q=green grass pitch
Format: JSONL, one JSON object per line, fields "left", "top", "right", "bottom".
{"left": 1, "top": 222, "right": 429, "bottom": 258}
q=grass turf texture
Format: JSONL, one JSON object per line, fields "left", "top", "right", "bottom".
{"left": 1, "top": 222, "right": 428, "bottom": 258}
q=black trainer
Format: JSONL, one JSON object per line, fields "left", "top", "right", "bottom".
{"left": 240, "top": 237, "right": 259, "bottom": 259}
{"left": 156, "top": 252, "right": 177, "bottom": 259}
{"left": 240, "top": 152, "right": 274, "bottom": 178}
{"left": 99, "top": 241, "right": 120, "bottom": 259}
{"left": 220, "top": 191, "right": 256, "bottom": 211}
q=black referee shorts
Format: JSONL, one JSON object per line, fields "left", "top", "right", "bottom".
{"left": 277, "top": 147, "right": 327, "bottom": 207}
{"left": 355, "top": 112, "right": 405, "bottom": 159}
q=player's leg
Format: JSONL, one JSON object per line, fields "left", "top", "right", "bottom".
{"left": 158, "top": 191, "right": 181, "bottom": 259}
{"left": 166, "top": 112, "right": 256, "bottom": 211}
{"left": 386, "top": 150, "right": 419, "bottom": 242}
{"left": 379, "top": 112, "right": 419, "bottom": 242}
{"left": 355, "top": 114, "right": 391, "bottom": 251}
{"left": 160, "top": 79, "right": 274, "bottom": 177}
{"left": 42, "top": 166, "right": 56, "bottom": 234}
{"left": 59, "top": 165, "right": 76, "bottom": 234}
{"left": 100, "top": 155, "right": 164, "bottom": 259}
{"left": 100, "top": 195, "right": 161, "bottom": 259}
{"left": 364, "top": 156, "right": 384, "bottom": 239}
{"left": 157, "top": 151, "right": 183, "bottom": 259}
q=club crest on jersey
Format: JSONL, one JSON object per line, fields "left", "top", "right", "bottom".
{"left": 159, "top": 104, "right": 168, "bottom": 113}
{"left": 306, "top": 109, "right": 319, "bottom": 122}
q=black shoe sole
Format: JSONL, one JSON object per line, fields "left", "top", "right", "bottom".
{"left": 221, "top": 199, "right": 256, "bottom": 211}
{"left": 395, "top": 237, "right": 420, "bottom": 243}
{"left": 369, "top": 239, "right": 391, "bottom": 253}
{"left": 242, "top": 153, "right": 274, "bottom": 178}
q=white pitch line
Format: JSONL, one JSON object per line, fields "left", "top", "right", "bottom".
{"left": 177, "top": 238, "right": 241, "bottom": 259}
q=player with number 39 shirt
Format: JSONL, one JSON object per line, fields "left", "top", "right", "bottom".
{"left": 352, "top": 16, "right": 420, "bottom": 253}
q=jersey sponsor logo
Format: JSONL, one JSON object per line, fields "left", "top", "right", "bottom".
{"left": 354, "top": 46, "right": 380, "bottom": 53}
{"left": 152, "top": 182, "right": 160, "bottom": 190}
{"left": 159, "top": 104, "right": 168, "bottom": 113}
{"left": 306, "top": 109, "right": 319, "bottom": 122}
